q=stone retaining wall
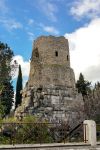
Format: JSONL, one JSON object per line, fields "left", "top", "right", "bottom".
{"left": 0, "top": 143, "right": 100, "bottom": 150}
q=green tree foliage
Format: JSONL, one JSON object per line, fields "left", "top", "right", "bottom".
{"left": 15, "top": 65, "right": 23, "bottom": 110}
{"left": 0, "top": 116, "right": 53, "bottom": 144}
{"left": 0, "top": 42, "right": 14, "bottom": 117}
{"left": 0, "top": 102, "right": 5, "bottom": 119}
{"left": 76, "top": 74, "right": 100, "bottom": 123}
{"left": 84, "top": 82, "right": 100, "bottom": 123}
{"left": 76, "top": 73, "right": 91, "bottom": 98}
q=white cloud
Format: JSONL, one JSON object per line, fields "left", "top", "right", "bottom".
{"left": 70, "top": 0, "right": 100, "bottom": 19}
{"left": 27, "top": 32, "right": 34, "bottom": 41}
{"left": 65, "top": 18, "right": 100, "bottom": 82}
{"left": 0, "top": 18, "right": 23, "bottom": 31}
{"left": 0, "top": 1, "right": 23, "bottom": 31}
{"left": 84, "top": 65, "right": 100, "bottom": 83}
{"left": 0, "top": 0, "right": 9, "bottom": 15}
{"left": 39, "top": 23, "right": 59, "bottom": 35}
{"left": 38, "top": 0, "right": 58, "bottom": 22}
{"left": 13, "top": 55, "right": 30, "bottom": 78}
{"left": 12, "top": 55, "right": 30, "bottom": 89}
{"left": 43, "top": 26, "right": 59, "bottom": 35}
{"left": 0, "top": 0, "right": 24, "bottom": 33}
{"left": 28, "top": 19, "right": 34, "bottom": 25}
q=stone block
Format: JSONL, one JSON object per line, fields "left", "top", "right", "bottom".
{"left": 84, "top": 120, "right": 97, "bottom": 146}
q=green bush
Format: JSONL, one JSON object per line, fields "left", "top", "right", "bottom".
{"left": 0, "top": 115, "right": 53, "bottom": 144}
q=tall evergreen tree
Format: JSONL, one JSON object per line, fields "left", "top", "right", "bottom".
{"left": 76, "top": 73, "right": 91, "bottom": 98}
{"left": 15, "top": 65, "right": 23, "bottom": 110}
{"left": 0, "top": 42, "right": 14, "bottom": 117}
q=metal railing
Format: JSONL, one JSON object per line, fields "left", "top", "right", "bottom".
{"left": 84, "top": 123, "right": 88, "bottom": 143}
{"left": 0, "top": 122, "right": 84, "bottom": 145}
{"left": 97, "top": 124, "right": 100, "bottom": 142}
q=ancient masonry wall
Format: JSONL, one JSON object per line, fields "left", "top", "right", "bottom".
{"left": 15, "top": 36, "right": 84, "bottom": 126}
{"left": 28, "top": 36, "right": 75, "bottom": 88}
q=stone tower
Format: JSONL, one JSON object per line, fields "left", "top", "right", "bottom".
{"left": 28, "top": 36, "right": 75, "bottom": 88}
{"left": 15, "top": 36, "right": 84, "bottom": 126}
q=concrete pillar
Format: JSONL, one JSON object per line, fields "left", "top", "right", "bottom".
{"left": 84, "top": 120, "right": 96, "bottom": 146}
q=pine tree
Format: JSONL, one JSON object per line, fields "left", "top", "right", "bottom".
{"left": 15, "top": 65, "right": 23, "bottom": 110}
{"left": 76, "top": 73, "right": 91, "bottom": 98}
{"left": 0, "top": 42, "right": 14, "bottom": 117}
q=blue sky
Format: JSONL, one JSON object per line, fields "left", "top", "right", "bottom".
{"left": 0, "top": 0, "right": 82, "bottom": 59}
{"left": 1, "top": 0, "right": 100, "bottom": 85}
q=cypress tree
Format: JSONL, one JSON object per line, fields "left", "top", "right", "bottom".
{"left": 15, "top": 65, "right": 23, "bottom": 110}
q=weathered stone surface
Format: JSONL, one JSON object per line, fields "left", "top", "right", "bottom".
{"left": 28, "top": 36, "right": 75, "bottom": 88}
{"left": 15, "top": 36, "right": 84, "bottom": 127}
